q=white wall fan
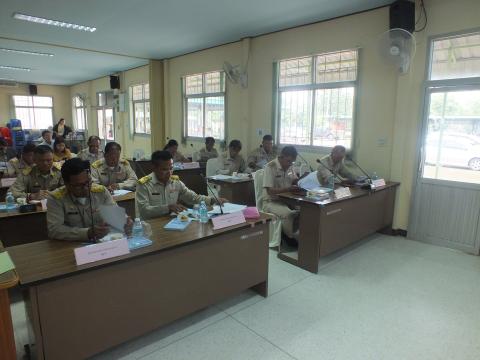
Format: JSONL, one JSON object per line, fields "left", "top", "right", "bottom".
{"left": 378, "top": 28, "right": 416, "bottom": 74}
{"left": 223, "top": 61, "right": 248, "bottom": 88}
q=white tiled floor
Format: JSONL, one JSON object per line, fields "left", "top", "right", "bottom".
{"left": 11, "top": 234, "right": 480, "bottom": 359}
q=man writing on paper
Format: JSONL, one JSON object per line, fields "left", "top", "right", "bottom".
{"left": 47, "top": 158, "right": 133, "bottom": 242}
{"left": 91, "top": 142, "right": 137, "bottom": 192}
{"left": 247, "top": 134, "right": 278, "bottom": 172}
{"left": 199, "top": 137, "right": 218, "bottom": 162}
{"left": 136, "top": 150, "right": 227, "bottom": 219}
{"left": 9, "top": 145, "right": 63, "bottom": 200}
{"left": 217, "top": 139, "right": 246, "bottom": 175}
{"left": 262, "top": 146, "right": 300, "bottom": 246}
{"left": 317, "top": 145, "right": 355, "bottom": 186}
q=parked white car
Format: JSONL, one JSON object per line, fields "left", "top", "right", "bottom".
{"left": 425, "top": 132, "right": 480, "bottom": 170}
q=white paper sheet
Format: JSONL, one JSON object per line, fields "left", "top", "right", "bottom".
{"left": 209, "top": 174, "right": 233, "bottom": 180}
{"left": 113, "top": 189, "right": 132, "bottom": 196}
{"left": 208, "top": 202, "right": 247, "bottom": 215}
{"left": 298, "top": 171, "right": 321, "bottom": 190}
{"left": 99, "top": 205, "right": 126, "bottom": 232}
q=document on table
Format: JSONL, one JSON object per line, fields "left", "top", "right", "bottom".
{"left": 208, "top": 203, "right": 247, "bottom": 215}
{"left": 100, "top": 205, "right": 126, "bottom": 232}
{"left": 0, "top": 251, "right": 15, "bottom": 275}
{"left": 113, "top": 189, "right": 132, "bottom": 196}
{"left": 209, "top": 174, "right": 233, "bottom": 180}
{"left": 298, "top": 171, "right": 321, "bottom": 190}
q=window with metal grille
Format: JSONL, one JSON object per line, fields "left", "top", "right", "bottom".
{"left": 73, "top": 95, "right": 86, "bottom": 130}
{"left": 130, "top": 83, "right": 150, "bottom": 134}
{"left": 276, "top": 49, "right": 358, "bottom": 149}
{"left": 13, "top": 95, "right": 54, "bottom": 129}
{"left": 183, "top": 71, "right": 225, "bottom": 140}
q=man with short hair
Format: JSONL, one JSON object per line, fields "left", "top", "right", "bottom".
{"left": 247, "top": 134, "right": 278, "bottom": 171}
{"left": 91, "top": 142, "right": 137, "bottom": 191}
{"left": 0, "top": 138, "right": 16, "bottom": 175}
{"left": 47, "top": 158, "right": 133, "bottom": 241}
{"left": 9, "top": 145, "right": 63, "bottom": 200}
{"left": 199, "top": 137, "right": 218, "bottom": 162}
{"left": 317, "top": 145, "right": 355, "bottom": 186}
{"left": 39, "top": 130, "right": 54, "bottom": 149}
{"left": 78, "top": 136, "right": 104, "bottom": 163}
{"left": 7, "top": 143, "right": 36, "bottom": 176}
{"left": 262, "top": 146, "right": 300, "bottom": 245}
{"left": 136, "top": 150, "right": 227, "bottom": 219}
{"left": 217, "top": 139, "right": 246, "bottom": 175}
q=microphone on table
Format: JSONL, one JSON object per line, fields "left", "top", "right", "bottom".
{"left": 200, "top": 173, "right": 224, "bottom": 215}
{"left": 345, "top": 154, "right": 372, "bottom": 183}
{"left": 316, "top": 158, "right": 343, "bottom": 183}
{"left": 84, "top": 160, "right": 97, "bottom": 243}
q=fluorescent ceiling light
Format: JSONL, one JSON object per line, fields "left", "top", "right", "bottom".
{"left": 0, "top": 48, "right": 54, "bottom": 57}
{"left": 12, "top": 12, "right": 96, "bottom": 32}
{"left": 0, "top": 65, "right": 32, "bottom": 71}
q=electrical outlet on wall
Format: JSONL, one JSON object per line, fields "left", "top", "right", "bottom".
{"left": 377, "top": 137, "right": 387, "bottom": 147}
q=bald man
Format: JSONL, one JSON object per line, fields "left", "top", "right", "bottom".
{"left": 316, "top": 145, "right": 355, "bottom": 186}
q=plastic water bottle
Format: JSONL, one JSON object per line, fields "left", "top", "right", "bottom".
{"left": 5, "top": 191, "right": 15, "bottom": 212}
{"left": 327, "top": 175, "right": 335, "bottom": 191}
{"left": 371, "top": 171, "right": 379, "bottom": 180}
{"left": 199, "top": 201, "right": 209, "bottom": 224}
{"left": 132, "top": 218, "right": 144, "bottom": 238}
{"left": 192, "top": 204, "right": 200, "bottom": 219}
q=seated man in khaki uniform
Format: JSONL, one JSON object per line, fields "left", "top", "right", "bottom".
{"left": 262, "top": 146, "right": 300, "bottom": 246}
{"left": 217, "top": 139, "right": 246, "bottom": 175}
{"left": 6, "top": 143, "right": 36, "bottom": 176}
{"left": 91, "top": 141, "right": 137, "bottom": 191}
{"left": 9, "top": 145, "right": 63, "bottom": 200}
{"left": 164, "top": 139, "right": 190, "bottom": 163}
{"left": 47, "top": 158, "right": 133, "bottom": 242}
{"left": 199, "top": 137, "right": 218, "bottom": 162}
{"left": 78, "top": 135, "right": 104, "bottom": 163}
{"left": 317, "top": 145, "right": 355, "bottom": 186}
{"left": 247, "top": 134, "right": 278, "bottom": 172}
{"left": 136, "top": 150, "right": 227, "bottom": 219}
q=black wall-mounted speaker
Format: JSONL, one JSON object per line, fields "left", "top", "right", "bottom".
{"left": 28, "top": 84, "right": 38, "bottom": 95}
{"left": 110, "top": 75, "right": 120, "bottom": 89}
{"left": 389, "top": 0, "right": 415, "bottom": 33}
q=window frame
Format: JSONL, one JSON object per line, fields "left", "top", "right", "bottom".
{"left": 12, "top": 95, "right": 54, "bottom": 129}
{"left": 182, "top": 71, "right": 226, "bottom": 141}
{"left": 72, "top": 95, "right": 87, "bottom": 131}
{"left": 274, "top": 49, "right": 360, "bottom": 151}
{"left": 130, "top": 83, "right": 150, "bottom": 135}
{"left": 96, "top": 91, "right": 115, "bottom": 141}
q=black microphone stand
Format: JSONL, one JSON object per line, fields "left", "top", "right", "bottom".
{"left": 200, "top": 174, "right": 224, "bottom": 215}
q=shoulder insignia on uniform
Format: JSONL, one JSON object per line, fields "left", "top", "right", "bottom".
{"left": 52, "top": 162, "right": 62, "bottom": 170}
{"left": 91, "top": 184, "right": 106, "bottom": 193}
{"left": 92, "top": 159, "right": 103, "bottom": 169}
{"left": 120, "top": 159, "right": 129, "bottom": 165}
{"left": 138, "top": 175, "right": 152, "bottom": 184}
{"left": 9, "top": 157, "right": 19, "bottom": 163}
{"left": 23, "top": 167, "right": 32, "bottom": 176}
{"left": 51, "top": 186, "right": 67, "bottom": 199}
{"left": 170, "top": 175, "right": 180, "bottom": 181}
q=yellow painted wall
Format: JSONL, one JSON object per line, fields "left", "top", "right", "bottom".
{"left": 69, "top": 65, "right": 151, "bottom": 159}
{"left": 0, "top": 83, "right": 71, "bottom": 127}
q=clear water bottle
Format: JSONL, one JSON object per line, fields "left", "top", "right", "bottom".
{"left": 371, "top": 171, "right": 379, "bottom": 180}
{"left": 192, "top": 204, "right": 200, "bottom": 219}
{"left": 5, "top": 191, "right": 15, "bottom": 212}
{"left": 132, "top": 217, "right": 144, "bottom": 238}
{"left": 199, "top": 201, "right": 209, "bottom": 224}
{"left": 327, "top": 174, "right": 335, "bottom": 191}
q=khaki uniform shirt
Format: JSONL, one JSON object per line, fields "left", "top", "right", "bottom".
{"left": 262, "top": 158, "right": 297, "bottom": 202}
{"left": 247, "top": 146, "right": 278, "bottom": 171}
{"left": 9, "top": 164, "right": 63, "bottom": 199}
{"left": 47, "top": 184, "right": 116, "bottom": 241}
{"left": 217, "top": 152, "right": 246, "bottom": 175}
{"left": 136, "top": 173, "right": 214, "bottom": 220}
{"left": 78, "top": 148, "right": 104, "bottom": 164}
{"left": 199, "top": 147, "right": 218, "bottom": 162}
{"left": 316, "top": 155, "right": 355, "bottom": 185}
{"left": 91, "top": 159, "right": 137, "bottom": 190}
{"left": 6, "top": 157, "right": 32, "bottom": 176}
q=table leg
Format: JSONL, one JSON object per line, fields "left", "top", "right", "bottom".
{"left": 0, "top": 289, "right": 17, "bottom": 360}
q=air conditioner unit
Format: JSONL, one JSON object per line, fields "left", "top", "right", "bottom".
{"left": 0, "top": 80, "right": 18, "bottom": 88}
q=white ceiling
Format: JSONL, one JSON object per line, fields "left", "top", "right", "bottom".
{"left": 0, "top": 0, "right": 392, "bottom": 85}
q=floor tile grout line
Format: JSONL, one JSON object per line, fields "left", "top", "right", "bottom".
{"left": 228, "top": 314, "right": 300, "bottom": 360}
{"left": 135, "top": 312, "right": 230, "bottom": 360}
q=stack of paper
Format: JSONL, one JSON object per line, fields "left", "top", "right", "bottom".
{"left": 164, "top": 218, "right": 192, "bottom": 231}
{"left": 113, "top": 189, "right": 132, "bottom": 196}
{"left": 208, "top": 203, "right": 247, "bottom": 215}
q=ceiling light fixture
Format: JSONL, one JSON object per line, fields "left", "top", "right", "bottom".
{"left": 0, "top": 65, "right": 32, "bottom": 71}
{"left": 12, "top": 12, "right": 97, "bottom": 32}
{"left": 0, "top": 48, "right": 54, "bottom": 57}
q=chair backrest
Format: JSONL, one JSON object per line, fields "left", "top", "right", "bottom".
{"left": 206, "top": 158, "right": 221, "bottom": 177}
{"left": 252, "top": 169, "right": 264, "bottom": 209}
{"left": 192, "top": 151, "right": 200, "bottom": 162}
